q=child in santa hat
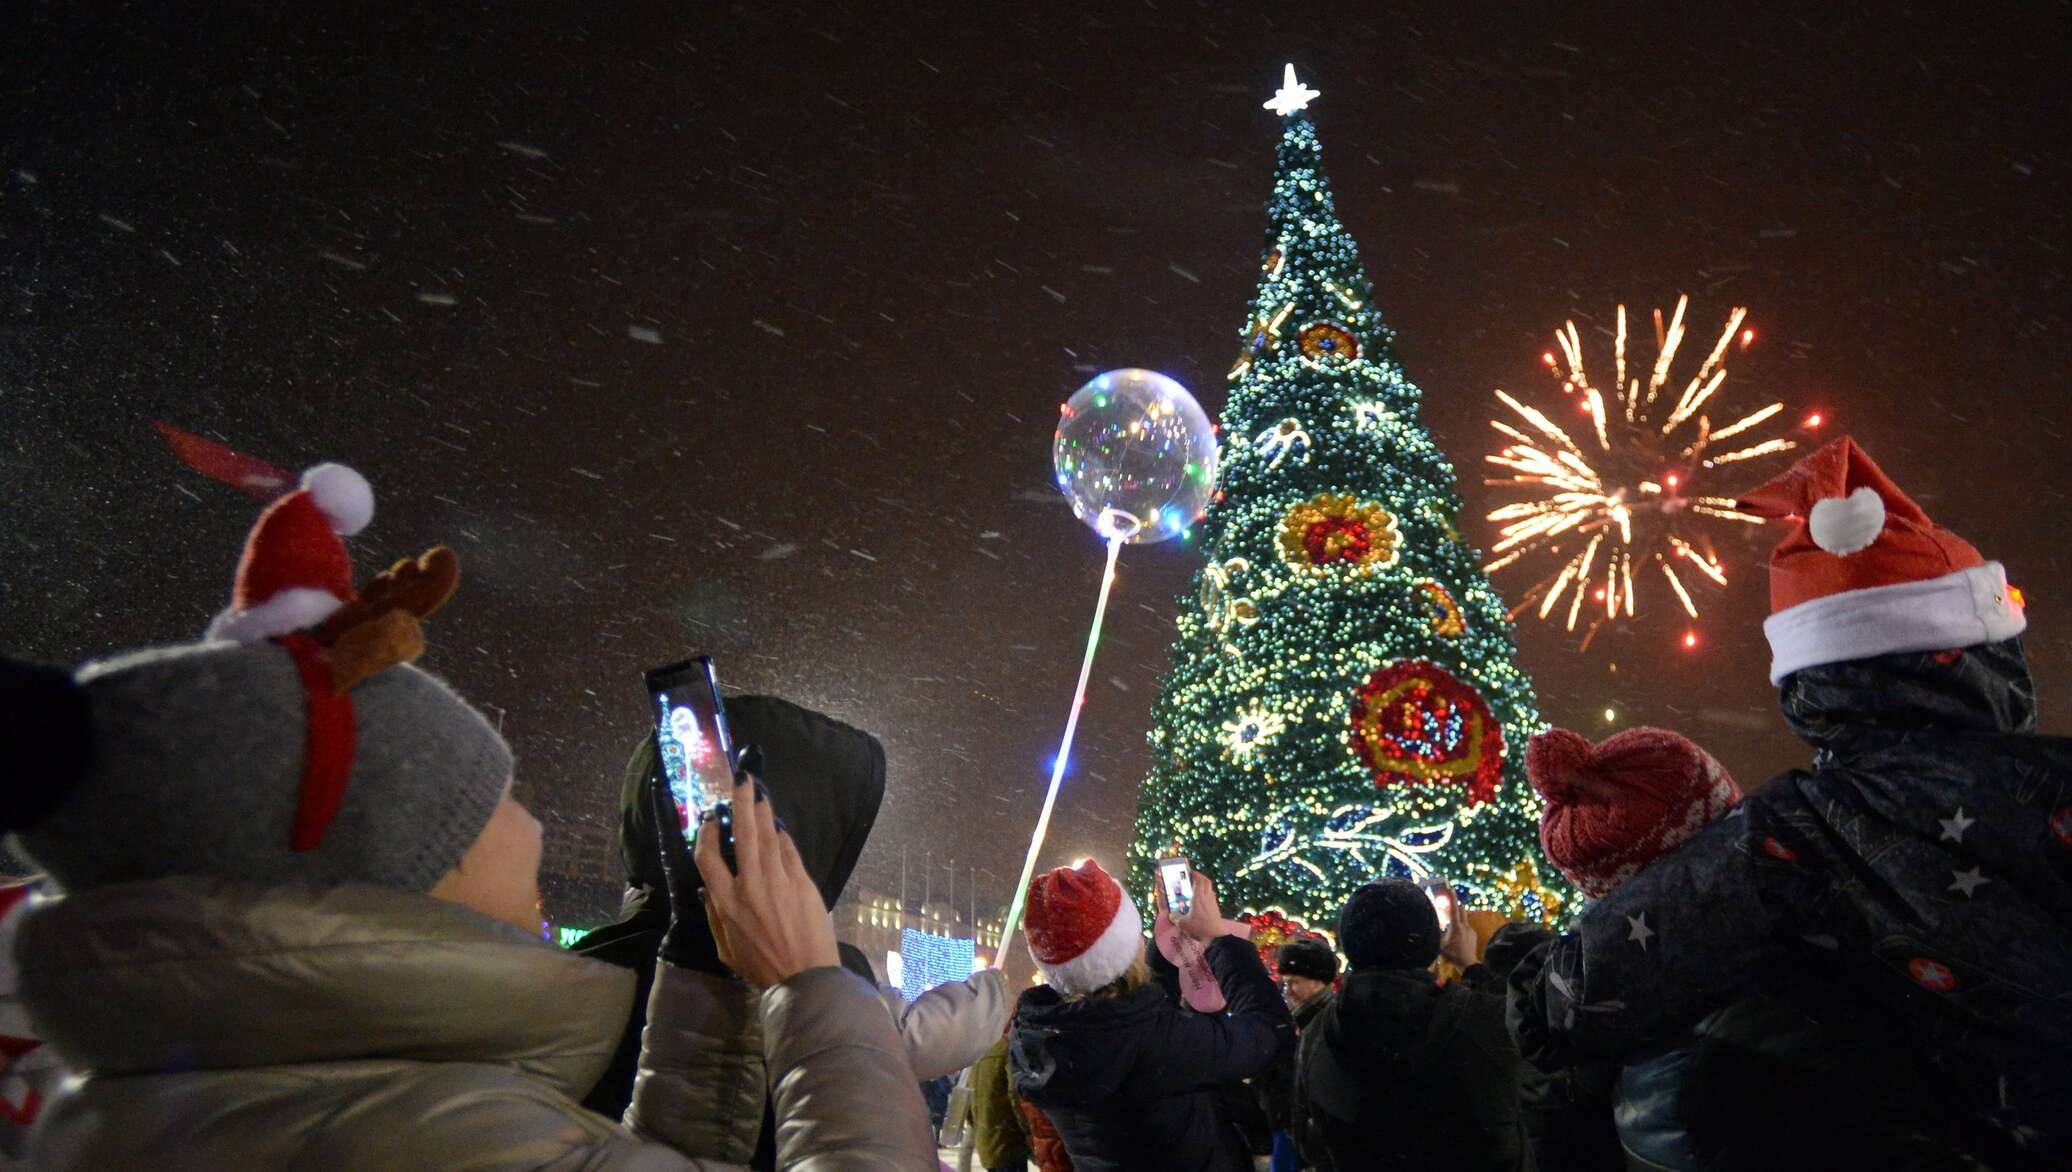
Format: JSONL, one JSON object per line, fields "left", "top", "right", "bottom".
{"left": 1508, "top": 437, "right": 2072, "bottom": 1169}
{"left": 1008, "top": 858, "right": 1292, "bottom": 1171}
{"left": 0, "top": 466, "right": 934, "bottom": 1170}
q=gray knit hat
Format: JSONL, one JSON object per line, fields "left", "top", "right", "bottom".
{"left": 4, "top": 639, "right": 511, "bottom": 894}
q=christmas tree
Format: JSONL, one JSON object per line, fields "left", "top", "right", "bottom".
{"left": 1128, "top": 68, "right": 1571, "bottom": 933}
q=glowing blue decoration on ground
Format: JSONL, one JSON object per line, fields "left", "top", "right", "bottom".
{"left": 1053, "top": 369, "right": 1218, "bottom": 543}
{"left": 898, "top": 928, "right": 976, "bottom": 1002}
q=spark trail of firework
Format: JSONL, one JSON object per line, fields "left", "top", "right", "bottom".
{"left": 1483, "top": 296, "right": 1802, "bottom": 649}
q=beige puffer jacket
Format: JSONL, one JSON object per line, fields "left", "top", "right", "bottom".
{"left": 14, "top": 878, "right": 935, "bottom": 1170}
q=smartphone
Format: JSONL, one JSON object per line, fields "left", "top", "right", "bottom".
{"left": 644, "top": 655, "right": 737, "bottom": 846}
{"left": 1157, "top": 855, "right": 1194, "bottom": 918}
{"left": 1420, "top": 878, "right": 1453, "bottom": 930}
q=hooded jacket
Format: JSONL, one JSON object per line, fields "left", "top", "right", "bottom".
{"left": 577, "top": 693, "right": 888, "bottom": 1120}
{"left": 1509, "top": 639, "right": 2072, "bottom": 1168}
{"left": 1010, "top": 934, "right": 1292, "bottom": 1172}
{"left": 1481, "top": 923, "right": 1620, "bottom": 1172}
{"left": 1299, "top": 964, "right": 1525, "bottom": 1172}
{"left": 14, "top": 877, "right": 934, "bottom": 1170}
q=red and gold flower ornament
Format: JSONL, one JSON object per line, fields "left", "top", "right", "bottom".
{"left": 1278, "top": 493, "right": 1401, "bottom": 577}
{"left": 1297, "top": 319, "right": 1359, "bottom": 367}
{"left": 1347, "top": 660, "right": 1505, "bottom": 805}
{"left": 1239, "top": 908, "right": 1324, "bottom": 978}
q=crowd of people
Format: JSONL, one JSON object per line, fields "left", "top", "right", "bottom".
{"left": 0, "top": 433, "right": 2066, "bottom": 1171}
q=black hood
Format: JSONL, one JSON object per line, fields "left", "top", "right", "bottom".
{"left": 1780, "top": 637, "right": 2036, "bottom": 768}
{"left": 615, "top": 693, "right": 885, "bottom": 910}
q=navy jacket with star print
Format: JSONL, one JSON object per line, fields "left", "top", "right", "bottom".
{"left": 1508, "top": 638, "right": 2072, "bottom": 1168}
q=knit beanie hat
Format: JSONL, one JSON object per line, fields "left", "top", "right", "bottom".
{"left": 2, "top": 644, "right": 511, "bottom": 895}
{"left": 1276, "top": 936, "right": 1340, "bottom": 984}
{"left": 1528, "top": 726, "right": 1742, "bottom": 900}
{"left": 1338, "top": 881, "right": 1440, "bottom": 971}
{"left": 1735, "top": 436, "right": 2024, "bottom": 684}
{"left": 1022, "top": 859, "right": 1144, "bottom": 995}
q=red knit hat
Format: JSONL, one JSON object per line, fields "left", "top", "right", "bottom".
{"left": 206, "top": 464, "right": 374, "bottom": 643}
{"left": 1023, "top": 859, "right": 1144, "bottom": 994}
{"left": 1736, "top": 437, "right": 2024, "bottom": 683}
{"left": 1528, "top": 727, "right": 1742, "bottom": 900}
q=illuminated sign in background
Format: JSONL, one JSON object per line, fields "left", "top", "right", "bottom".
{"left": 898, "top": 927, "right": 975, "bottom": 1001}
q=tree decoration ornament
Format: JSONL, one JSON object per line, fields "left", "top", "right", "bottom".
{"left": 1221, "top": 699, "right": 1288, "bottom": 761}
{"left": 1262, "top": 63, "right": 1321, "bottom": 117}
{"left": 1297, "top": 320, "right": 1360, "bottom": 367}
{"left": 1278, "top": 493, "right": 1401, "bottom": 577}
{"left": 1255, "top": 418, "right": 1313, "bottom": 470}
{"left": 1467, "top": 856, "right": 1564, "bottom": 926}
{"left": 1348, "top": 660, "right": 1506, "bottom": 805}
{"left": 1129, "top": 69, "right": 1570, "bottom": 929}
{"left": 1485, "top": 296, "right": 1806, "bottom": 647}
{"left": 1420, "top": 580, "right": 1467, "bottom": 637}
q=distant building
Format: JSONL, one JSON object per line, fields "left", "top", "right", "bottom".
{"left": 836, "top": 887, "right": 1005, "bottom": 989}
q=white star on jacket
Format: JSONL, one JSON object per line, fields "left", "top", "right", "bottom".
{"left": 1939, "top": 807, "right": 1975, "bottom": 842}
{"left": 1949, "top": 867, "right": 1989, "bottom": 897}
{"left": 1627, "top": 912, "right": 1654, "bottom": 950}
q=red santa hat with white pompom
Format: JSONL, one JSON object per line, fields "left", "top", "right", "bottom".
{"left": 1735, "top": 436, "right": 2024, "bottom": 683}
{"left": 206, "top": 464, "right": 375, "bottom": 643}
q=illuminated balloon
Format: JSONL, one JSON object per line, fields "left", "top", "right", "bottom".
{"left": 1052, "top": 369, "right": 1218, "bottom": 543}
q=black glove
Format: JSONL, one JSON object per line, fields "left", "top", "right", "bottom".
{"left": 648, "top": 743, "right": 768, "bottom": 972}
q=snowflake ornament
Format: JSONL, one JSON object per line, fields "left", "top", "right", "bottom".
{"left": 1221, "top": 699, "right": 1288, "bottom": 760}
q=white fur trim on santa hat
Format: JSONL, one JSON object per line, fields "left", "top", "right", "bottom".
{"left": 206, "top": 587, "right": 347, "bottom": 644}
{"left": 1029, "top": 884, "right": 1144, "bottom": 995}
{"left": 1807, "top": 486, "right": 1885, "bottom": 556}
{"left": 302, "top": 463, "right": 374, "bottom": 536}
{"left": 1764, "top": 562, "right": 2026, "bottom": 684}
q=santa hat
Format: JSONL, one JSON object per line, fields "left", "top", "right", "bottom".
{"left": 1528, "top": 727, "right": 1742, "bottom": 900}
{"left": 207, "top": 464, "right": 374, "bottom": 643}
{"left": 1735, "top": 437, "right": 2024, "bottom": 684}
{"left": 1023, "top": 859, "right": 1144, "bottom": 995}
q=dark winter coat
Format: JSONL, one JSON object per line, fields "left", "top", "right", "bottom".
{"left": 1010, "top": 935, "right": 1293, "bottom": 1172}
{"left": 1509, "top": 639, "right": 2072, "bottom": 1169}
{"left": 972, "top": 1035, "right": 1032, "bottom": 1170}
{"left": 574, "top": 695, "right": 889, "bottom": 1122}
{"left": 1299, "top": 964, "right": 1526, "bottom": 1172}
{"left": 1482, "top": 923, "right": 1621, "bottom": 1172}
{"left": 1258, "top": 987, "right": 1332, "bottom": 1130}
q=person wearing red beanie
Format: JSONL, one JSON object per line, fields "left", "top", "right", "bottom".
{"left": 1509, "top": 439, "right": 2072, "bottom": 1170}
{"left": 1008, "top": 859, "right": 1292, "bottom": 1171}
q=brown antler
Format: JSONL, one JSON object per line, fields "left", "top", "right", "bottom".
{"left": 310, "top": 547, "right": 461, "bottom": 691}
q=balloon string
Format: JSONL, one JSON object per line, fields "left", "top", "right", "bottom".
{"left": 996, "top": 535, "right": 1126, "bottom": 961}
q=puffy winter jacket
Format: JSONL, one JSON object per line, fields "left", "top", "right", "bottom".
{"left": 15, "top": 877, "right": 936, "bottom": 1170}
{"left": 1481, "top": 922, "right": 1620, "bottom": 1172}
{"left": 1010, "top": 935, "right": 1293, "bottom": 1172}
{"left": 1509, "top": 639, "right": 2072, "bottom": 1169}
{"left": 971, "top": 1035, "right": 1031, "bottom": 1169}
{"left": 1300, "top": 965, "right": 1526, "bottom": 1172}
{"left": 1022, "top": 1096, "right": 1074, "bottom": 1172}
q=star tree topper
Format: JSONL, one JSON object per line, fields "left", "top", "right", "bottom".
{"left": 1264, "top": 64, "right": 1320, "bottom": 117}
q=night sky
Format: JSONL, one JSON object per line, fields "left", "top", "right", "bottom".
{"left": 5, "top": 3, "right": 2066, "bottom": 924}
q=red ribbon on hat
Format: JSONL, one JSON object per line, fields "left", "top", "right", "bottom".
{"left": 276, "top": 634, "right": 357, "bottom": 851}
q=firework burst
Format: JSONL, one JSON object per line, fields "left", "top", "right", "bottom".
{"left": 1484, "top": 296, "right": 1807, "bottom": 647}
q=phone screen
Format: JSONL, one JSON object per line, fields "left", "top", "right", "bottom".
{"left": 1422, "top": 880, "right": 1453, "bottom": 930}
{"left": 1157, "top": 856, "right": 1193, "bottom": 918}
{"left": 644, "top": 656, "right": 736, "bottom": 846}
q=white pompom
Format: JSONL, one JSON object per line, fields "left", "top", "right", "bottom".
{"left": 1808, "top": 485, "right": 1885, "bottom": 556}
{"left": 301, "top": 463, "right": 374, "bottom": 535}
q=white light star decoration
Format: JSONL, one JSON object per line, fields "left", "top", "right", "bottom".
{"left": 1263, "top": 64, "right": 1320, "bottom": 117}
{"left": 1221, "top": 698, "right": 1288, "bottom": 761}
{"left": 1255, "top": 417, "right": 1313, "bottom": 470}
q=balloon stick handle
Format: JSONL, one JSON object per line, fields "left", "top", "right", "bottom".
{"left": 996, "top": 535, "right": 1125, "bottom": 959}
